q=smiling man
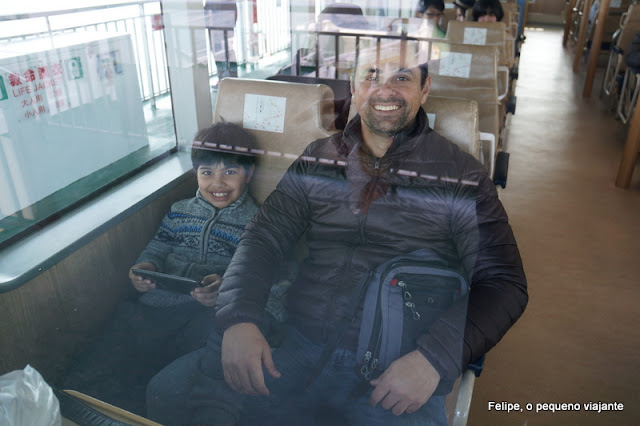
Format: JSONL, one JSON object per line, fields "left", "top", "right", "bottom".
{"left": 146, "top": 40, "right": 527, "bottom": 426}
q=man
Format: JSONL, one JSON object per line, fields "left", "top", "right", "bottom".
{"left": 147, "top": 42, "right": 527, "bottom": 426}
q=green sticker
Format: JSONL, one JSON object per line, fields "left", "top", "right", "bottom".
{"left": 65, "top": 57, "right": 83, "bottom": 80}
{"left": 0, "top": 76, "right": 7, "bottom": 101}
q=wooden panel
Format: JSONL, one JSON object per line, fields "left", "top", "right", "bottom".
{"left": 0, "top": 175, "right": 196, "bottom": 383}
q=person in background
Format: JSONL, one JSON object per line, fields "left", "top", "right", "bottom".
{"left": 416, "top": 0, "right": 447, "bottom": 38}
{"left": 60, "top": 122, "right": 260, "bottom": 416}
{"left": 472, "top": 0, "right": 504, "bottom": 22}
{"left": 454, "top": 0, "right": 476, "bottom": 22}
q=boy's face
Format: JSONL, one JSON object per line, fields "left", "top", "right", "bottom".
{"left": 197, "top": 163, "right": 254, "bottom": 209}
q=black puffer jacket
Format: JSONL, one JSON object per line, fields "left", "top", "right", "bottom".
{"left": 216, "top": 110, "right": 527, "bottom": 392}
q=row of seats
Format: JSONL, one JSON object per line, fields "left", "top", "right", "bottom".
{"left": 564, "top": 0, "right": 640, "bottom": 187}
{"left": 601, "top": 2, "right": 640, "bottom": 123}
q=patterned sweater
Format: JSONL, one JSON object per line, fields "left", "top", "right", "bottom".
{"left": 137, "top": 189, "right": 259, "bottom": 307}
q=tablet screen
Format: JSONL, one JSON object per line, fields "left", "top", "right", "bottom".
{"left": 132, "top": 269, "right": 200, "bottom": 295}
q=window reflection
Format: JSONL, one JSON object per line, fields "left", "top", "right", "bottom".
{"left": 0, "top": 0, "right": 434, "bottom": 248}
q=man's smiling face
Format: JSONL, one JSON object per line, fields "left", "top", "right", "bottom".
{"left": 351, "top": 50, "right": 430, "bottom": 138}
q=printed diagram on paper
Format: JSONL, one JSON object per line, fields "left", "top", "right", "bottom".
{"left": 464, "top": 28, "right": 487, "bottom": 46}
{"left": 439, "top": 52, "right": 472, "bottom": 79}
{"left": 243, "top": 94, "right": 286, "bottom": 133}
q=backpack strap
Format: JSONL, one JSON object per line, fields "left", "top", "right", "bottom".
{"left": 305, "top": 269, "right": 374, "bottom": 387}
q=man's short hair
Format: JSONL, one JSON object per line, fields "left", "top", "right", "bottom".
{"left": 191, "top": 122, "right": 257, "bottom": 171}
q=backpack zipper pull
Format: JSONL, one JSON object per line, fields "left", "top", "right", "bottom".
{"left": 397, "top": 280, "right": 412, "bottom": 301}
{"left": 405, "top": 301, "right": 421, "bottom": 320}
{"left": 360, "top": 350, "right": 373, "bottom": 379}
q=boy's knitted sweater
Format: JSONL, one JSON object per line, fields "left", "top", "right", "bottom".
{"left": 137, "top": 189, "right": 258, "bottom": 307}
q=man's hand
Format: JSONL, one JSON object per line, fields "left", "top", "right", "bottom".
{"left": 191, "top": 274, "right": 221, "bottom": 307}
{"left": 369, "top": 350, "right": 440, "bottom": 416}
{"left": 128, "top": 262, "right": 156, "bottom": 292}
{"left": 221, "top": 322, "right": 281, "bottom": 396}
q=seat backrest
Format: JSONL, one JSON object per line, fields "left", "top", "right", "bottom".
{"left": 266, "top": 75, "right": 352, "bottom": 130}
{"left": 422, "top": 96, "right": 481, "bottom": 160}
{"left": 427, "top": 43, "right": 499, "bottom": 104}
{"left": 500, "top": 2, "right": 519, "bottom": 39}
{"left": 213, "top": 78, "right": 337, "bottom": 204}
{"left": 427, "top": 42, "right": 501, "bottom": 141}
{"left": 446, "top": 21, "right": 512, "bottom": 68}
{"left": 617, "top": 3, "right": 640, "bottom": 56}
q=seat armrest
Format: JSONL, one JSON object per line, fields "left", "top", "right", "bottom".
{"left": 479, "top": 131, "right": 496, "bottom": 178}
{"left": 497, "top": 65, "right": 510, "bottom": 101}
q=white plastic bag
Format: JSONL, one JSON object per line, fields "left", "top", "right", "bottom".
{"left": 0, "top": 365, "right": 61, "bottom": 426}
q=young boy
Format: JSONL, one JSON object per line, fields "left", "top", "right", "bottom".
{"left": 61, "top": 122, "right": 260, "bottom": 416}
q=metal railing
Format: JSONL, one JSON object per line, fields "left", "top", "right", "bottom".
{"left": 0, "top": 1, "right": 169, "bottom": 109}
{"left": 0, "top": 1, "right": 294, "bottom": 107}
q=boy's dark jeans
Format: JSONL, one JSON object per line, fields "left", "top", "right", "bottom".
{"left": 61, "top": 299, "right": 213, "bottom": 416}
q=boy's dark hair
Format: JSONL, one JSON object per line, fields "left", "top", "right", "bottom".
{"left": 472, "top": 0, "right": 504, "bottom": 22}
{"left": 191, "top": 122, "right": 258, "bottom": 171}
{"left": 418, "top": 0, "right": 445, "bottom": 13}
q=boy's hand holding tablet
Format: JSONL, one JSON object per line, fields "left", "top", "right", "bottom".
{"left": 129, "top": 264, "right": 221, "bottom": 307}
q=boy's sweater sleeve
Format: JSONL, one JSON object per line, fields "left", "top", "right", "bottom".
{"left": 135, "top": 210, "right": 177, "bottom": 272}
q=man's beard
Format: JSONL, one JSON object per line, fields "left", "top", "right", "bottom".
{"left": 361, "top": 97, "right": 412, "bottom": 137}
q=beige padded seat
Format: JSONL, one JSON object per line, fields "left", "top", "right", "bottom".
{"left": 602, "top": 3, "right": 640, "bottom": 96}
{"left": 501, "top": 2, "right": 519, "bottom": 41}
{"left": 421, "top": 96, "right": 481, "bottom": 161}
{"left": 446, "top": 21, "right": 512, "bottom": 69}
{"left": 213, "top": 78, "right": 337, "bottom": 204}
{"left": 426, "top": 42, "right": 501, "bottom": 162}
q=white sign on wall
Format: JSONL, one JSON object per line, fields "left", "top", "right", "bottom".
{"left": 0, "top": 32, "right": 148, "bottom": 220}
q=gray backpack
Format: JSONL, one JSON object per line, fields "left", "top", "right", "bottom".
{"left": 355, "top": 248, "right": 469, "bottom": 381}
{"left": 308, "top": 248, "right": 468, "bottom": 388}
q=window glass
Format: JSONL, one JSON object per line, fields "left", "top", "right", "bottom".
{"left": 0, "top": 0, "right": 425, "bottom": 248}
{"left": 0, "top": 1, "right": 176, "bottom": 247}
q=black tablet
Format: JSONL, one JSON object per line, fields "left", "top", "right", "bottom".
{"left": 132, "top": 268, "right": 202, "bottom": 295}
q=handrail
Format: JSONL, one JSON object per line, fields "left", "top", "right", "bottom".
{"left": 0, "top": 1, "right": 156, "bottom": 21}
{"left": 0, "top": 1, "right": 167, "bottom": 106}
